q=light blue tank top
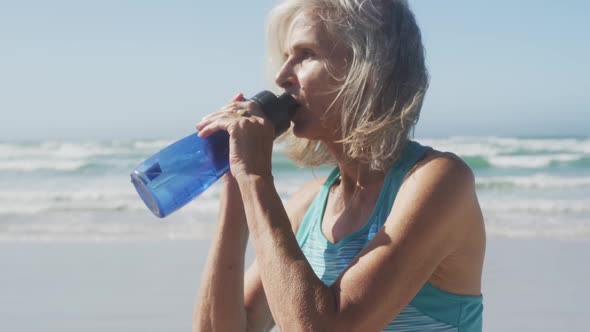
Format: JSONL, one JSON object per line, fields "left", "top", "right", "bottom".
{"left": 295, "top": 141, "right": 483, "bottom": 332}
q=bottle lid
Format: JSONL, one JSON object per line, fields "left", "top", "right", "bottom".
{"left": 250, "top": 91, "right": 299, "bottom": 137}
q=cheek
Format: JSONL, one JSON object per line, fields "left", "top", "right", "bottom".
{"left": 294, "top": 62, "right": 344, "bottom": 136}
{"left": 300, "top": 67, "right": 339, "bottom": 110}
{"left": 300, "top": 63, "right": 332, "bottom": 91}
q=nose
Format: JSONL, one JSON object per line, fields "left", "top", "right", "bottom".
{"left": 274, "top": 61, "right": 297, "bottom": 90}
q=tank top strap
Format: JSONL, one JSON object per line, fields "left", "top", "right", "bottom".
{"left": 295, "top": 167, "right": 341, "bottom": 246}
{"left": 295, "top": 141, "right": 431, "bottom": 245}
{"left": 374, "top": 141, "right": 432, "bottom": 228}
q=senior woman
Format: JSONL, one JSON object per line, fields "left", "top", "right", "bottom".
{"left": 194, "top": 0, "right": 485, "bottom": 331}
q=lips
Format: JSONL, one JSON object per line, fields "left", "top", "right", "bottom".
{"left": 285, "top": 94, "right": 304, "bottom": 114}
{"left": 290, "top": 96, "right": 302, "bottom": 106}
{"left": 290, "top": 106, "right": 302, "bottom": 121}
{"left": 282, "top": 91, "right": 300, "bottom": 104}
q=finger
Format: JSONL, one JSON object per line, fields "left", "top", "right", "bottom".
{"left": 197, "top": 108, "right": 236, "bottom": 130}
{"left": 200, "top": 109, "right": 226, "bottom": 122}
{"left": 196, "top": 112, "right": 224, "bottom": 130}
{"left": 231, "top": 100, "right": 264, "bottom": 118}
{"left": 197, "top": 94, "right": 254, "bottom": 130}
{"left": 199, "top": 94, "right": 242, "bottom": 123}
{"left": 197, "top": 118, "right": 234, "bottom": 138}
{"left": 198, "top": 109, "right": 248, "bottom": 136}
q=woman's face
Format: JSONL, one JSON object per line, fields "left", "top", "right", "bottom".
{"left": 275, "top": 12, "right": 349, "bottom": 140}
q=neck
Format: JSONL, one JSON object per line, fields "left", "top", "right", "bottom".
{"left": 324, "top": 141, "right": 385, "bottom": 194}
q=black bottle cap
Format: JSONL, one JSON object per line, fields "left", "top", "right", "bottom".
{"left": 250, "top": 91, "right": 299, "bottom": 137}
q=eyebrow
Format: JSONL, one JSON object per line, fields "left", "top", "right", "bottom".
{"left": 283, "top": 41, "right": 321, "bottom": 57}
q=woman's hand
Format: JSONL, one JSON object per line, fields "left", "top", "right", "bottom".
{"left": 196, "top": 92, "right": 276, "bottom": 180}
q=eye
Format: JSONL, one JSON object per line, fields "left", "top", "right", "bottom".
{"left": 300, "top": 49, "right": 315, "bottom": 59}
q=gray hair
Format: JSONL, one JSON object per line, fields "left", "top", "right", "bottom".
{"left": 266, "top": 0, "right": 429, "bottom": 172}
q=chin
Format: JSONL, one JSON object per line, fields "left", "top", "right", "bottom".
{"left": 291, "top": 124, "right": 324, "bottom": 141}
{"left": 290, "top": 116, "right": 311, "bottom": 137}
{"left": 291, "top": 122, "right": 307, "bottom": 138}
{"left": 290, "top": 111, "right": 328, "bottom": 140}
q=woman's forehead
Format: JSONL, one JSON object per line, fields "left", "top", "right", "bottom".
{"left": 281, "top": 11, "right": 350, "bottom": 63}
{"left": 284, "top": 12, "right": 328, "bottom": 49}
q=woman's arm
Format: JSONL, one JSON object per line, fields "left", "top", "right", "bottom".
{"left": 193, "top": 173, "right": 325, "bottom": 332}
{"left": 193, "top": 92, "right": 252, "bottom": 331}
{"left": 237, "top": 154, "right": 482, "bottom": 331}
{"left": 193, "top": 176, "right": 249, "bottom": 332}
{"left": 193, "top": 92, "right": 338, "bottom": 331}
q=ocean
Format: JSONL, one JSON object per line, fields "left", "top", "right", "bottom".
{"left": 1, "top": 136, "right": 589, "bottom": 242}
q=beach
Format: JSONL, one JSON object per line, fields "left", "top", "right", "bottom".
{"left": 0, "top": 237, "right": 587, "bottom": 331}
{"left": 2, "top": 0, "right": 587, "bottom": 328}
{"left": 1, "top": 136, "right": 589, "bottom": 331}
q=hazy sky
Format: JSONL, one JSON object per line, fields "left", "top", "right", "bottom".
{"left": 1, "top": 0, "right": 588, "bottom": 141}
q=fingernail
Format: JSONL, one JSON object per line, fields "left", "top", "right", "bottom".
{"left": 233, "top": 92, "right": 244, "bottom": 101}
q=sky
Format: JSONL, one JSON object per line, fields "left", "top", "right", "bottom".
{"left": 0, "top": 0, "right": 588, "bottom": 141}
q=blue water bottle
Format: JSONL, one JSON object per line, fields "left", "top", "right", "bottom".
{"left": 130, "top": 91, "right": 298, "bottom": 218}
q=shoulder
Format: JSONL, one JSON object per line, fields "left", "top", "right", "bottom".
{"left": 401, "top": 150, "right": 485, "bottom": 291}
{"left": 404, "top": 149, "right": 475, "bottom": 195}
{"left": 284, "top": 176, "right": 327, "bottom": 234}
{"left": 390, "top": 149, "right": 482, "bottom": 245}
